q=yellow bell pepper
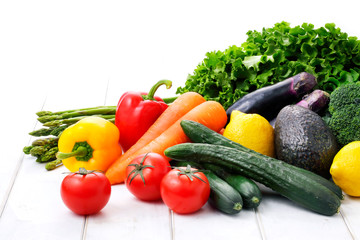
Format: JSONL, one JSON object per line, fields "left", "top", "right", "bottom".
{"left": 56, "top": 116, "right": 122, "bottom": 172}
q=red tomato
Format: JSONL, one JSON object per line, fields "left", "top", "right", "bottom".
{"left": 61, "top": 168, "right": 111, "bottom": 215}
{"left": 160, "top": 165, "right": 210, "bottom": 214}
{"left": 125, "top": 153, "right": 171, "bottom": 201}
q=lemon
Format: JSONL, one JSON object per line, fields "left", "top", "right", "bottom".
{"left": 223, "top": 111, "right": 275, "bottom": 157}
{"left": 330, "top": 141, "right": 360, "bottom": 197}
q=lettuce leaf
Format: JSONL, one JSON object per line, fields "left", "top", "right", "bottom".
{"left": 177, "top": 22, "right": 360, "bottom": 109}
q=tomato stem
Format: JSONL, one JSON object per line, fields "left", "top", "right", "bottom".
{"left": 127, "top": 153, "right": 155, "bottom": 185}
{"left": 174, "top": 164, "right": 207, "bottom": 183}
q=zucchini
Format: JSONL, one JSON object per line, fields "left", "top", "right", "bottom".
{"left": 203, "top": 163, "right": 262, "bottom": 209}
{"left": 165, "top": 143, "right": 341, "bottom": 216}
{"left": 180, "top": 120, "right": 344, "bottom": 200}
{"left": 203, "top": 170, "right": 243, "bottom": 215}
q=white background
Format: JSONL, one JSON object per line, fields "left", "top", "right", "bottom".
{"left": 2, "top": 0, "right": 360, "bottom": 99}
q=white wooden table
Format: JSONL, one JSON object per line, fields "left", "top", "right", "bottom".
{"left": 1, "top": 1, "right": 360, "bottom": 239}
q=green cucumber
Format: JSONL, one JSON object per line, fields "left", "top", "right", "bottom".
{"left": 180, "top": 120, "right": 344, "bottom": 200}
{"left": 203, "top": 163, "right": 262, "bottom": 209}
{"left": 172, "top": 161, "right": 243, "bottom": 214}
{"left": 165, "top": 143, "right": 341, "bottom": 216}
{"left": 203, "top": 170, "right": 243, "bottom": 215}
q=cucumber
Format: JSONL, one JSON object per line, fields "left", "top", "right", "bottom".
{"left": 203, "top": 163, "right": 262, "bottom": 209}
{"left": 165, "top": 143, "right": 341, "bottom": 216}
{"left": 172, "top": 161, "right": 244, "bottom": 214}
{"left": 180, "top": 120, "right": 344, "bottom": 200}
{"left": 173, "top": 160, "right": 261, "bottom": 209}
{"left": 203, "top": 170, "right": 243, "bottom": 215}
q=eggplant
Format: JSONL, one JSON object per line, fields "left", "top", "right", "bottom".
{"left": 269, "top": 89, "right": 330, "bottom": 127}
{"left": 226, "top": 72, "right": 317, "bottom": 122}
{"left": 296, "top": 89, "right": 330, "bottom": 113}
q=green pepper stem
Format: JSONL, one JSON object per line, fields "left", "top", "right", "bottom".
{"left": 143, "top": 80, "right": 172, "bottom": 101}
{"left": 56, "top": 146, "right": 88, "bottom": 160}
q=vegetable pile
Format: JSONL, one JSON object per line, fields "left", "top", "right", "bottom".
{"left": 23, "top": 106, "right": 116, "bottom": 170}
{"left": 165, "top": 120, "right": 342, "bottom": 216}
{"left": 23, "top": 21, "right": 360, "bottom": 218}
{"left": 177, "top": 22, "right": 360, "bottom": 109}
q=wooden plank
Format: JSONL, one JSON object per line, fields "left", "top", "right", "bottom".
{"left": 0, "top": 82, "right": 47, "bottom": 215}
{"left": 0, "top": 157, "right": 85, "bottom": 240}
{"left": 255, "top": 186, "right": 353, "bottom": 240}
{"left": 339, "top": 195, "right": 360, "bottom": 239}
{"left": 172, "top": 204, "right": 263, "bottom": 240}
{"left": 0, "top": 80, "right": 109, "bottom": 239}
{"left": 85, "top": 185, "right": 172, "bottom": 240}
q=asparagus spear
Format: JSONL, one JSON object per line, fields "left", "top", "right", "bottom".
{"left": 37, "top": 106, "right": 116, "bottom": 123}
{"left": 43, "top": 114, "right": 115, "bottom": 127}
{"left": 29, "top": 125, "right": 68, "bottom": 136}
{"left": 36, "top": 147, "right": 58, "bottom": 163}
{"left": 31, "top": 137, "right": 58, "bottom": 146}
{"left": 45, "top": 159, "right": 63, "bottom": 171}
{"left": 30, "top": 146, "right": 48, "bottom": 157}
{"left": 23, "top": 137, "right": 58, "bottom": 155}
{"left": 49, "top": 125, "right": 68, "bottom": 136}
{"left": 23, "top": 146, "right": 33, "bottom": 154}
{"left": 36, "top": 106, "right": 116, "bottom": 117}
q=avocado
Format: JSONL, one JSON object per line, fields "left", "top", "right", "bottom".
{"left": 274, "top": 105, "right": 338, "bottom": 179}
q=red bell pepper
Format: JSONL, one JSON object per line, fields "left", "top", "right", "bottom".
{"left": 115, "top": 80, "right": 172, "bottom": 152}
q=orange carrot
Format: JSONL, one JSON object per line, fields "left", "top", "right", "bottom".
{"left": 106, "top": 92, "right": 206, "bottom": 183}
{"left": 106, "top": 100, "right": 227, "bottom": 184}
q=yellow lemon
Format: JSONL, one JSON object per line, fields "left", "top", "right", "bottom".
{"left": 330, "top": 141, "right": 360, "bottom": 197}
{"left": 223, "top": 111, "right": 275, "bottom": 157}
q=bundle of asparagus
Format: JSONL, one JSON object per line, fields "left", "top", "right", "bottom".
{"left": 23, "top": 106, "right": 116, "bottom": 170}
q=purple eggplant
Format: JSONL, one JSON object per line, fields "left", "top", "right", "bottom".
{"left": 269, "top": 89, "right": 330, "bottom": 127}
{"left": 296, "top": 89, "right": 330, "bottom": 113}
{"left": 226, "top": 72, "right": 317, "bottom": 122}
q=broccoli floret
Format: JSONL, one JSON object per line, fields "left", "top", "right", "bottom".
{"left": 328, "top": 83, "right": 360, "bottom": 114}
{"left": 326, "top": 83, "right": 360, "bottom": 146}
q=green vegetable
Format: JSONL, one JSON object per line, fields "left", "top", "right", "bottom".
{"left": 27, "top": 138, "right": 58, "bottom": 157}
{"left": 325, "top": 82, "right": 360, "bottom": 146}
{"left": 42, "top": 115, "right": 115, "bottom": 127}
{"left": 36, "top": 147, "right": 58, "bottom": 163}
{"left": 177, "top": 22, "right": 360, "bottom": 109}
{"left": 36, "top": 106, "right": 116, "bottom": 117}
{"left": 37, "top": 106, "right": 116, "bottom": 123}
{"left": 203, "top": 170, "right": 243, "bottom": 215}
{"left": 31, "top": 137, "right": 59, "bottom": 146}
{"left": 165, "top": 143, "right": 341, "bottom": 216}
{"left": 29, "top": 125, "right": 68, "bottom": 137}
{"left": 30, "top": 146, "right": 48, "bottom": 157}
{"left": 45, "top": 159, "right": 63, "bottom": 171}
{"left": 180, "top": 120, "right": 344, "bottom": 199}
{"left": 203, "top": 163, "right": 262, "bottom": 209}
{"left": 172, "top": 159, "right": 261, "bottom": 209}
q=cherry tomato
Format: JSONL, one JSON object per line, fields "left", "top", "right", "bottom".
{"left": 160, "top": 165, "right": 210, "bottom": 214}
{"left": 60, "top": 168, "right": 111, "bottom": 215}
{"left": 125, "top": 152, "right": 171, "bottom": 201}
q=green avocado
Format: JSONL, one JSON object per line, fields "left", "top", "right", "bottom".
{"left": 274, "top": 105, "right": 338, "bottom": 179}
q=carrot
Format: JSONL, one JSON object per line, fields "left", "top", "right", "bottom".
{"left": 105, "top": 92, "right": 206, "bottom": 182}
{"left": 106, "top": 100, "right": 227, "bottom": 184}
